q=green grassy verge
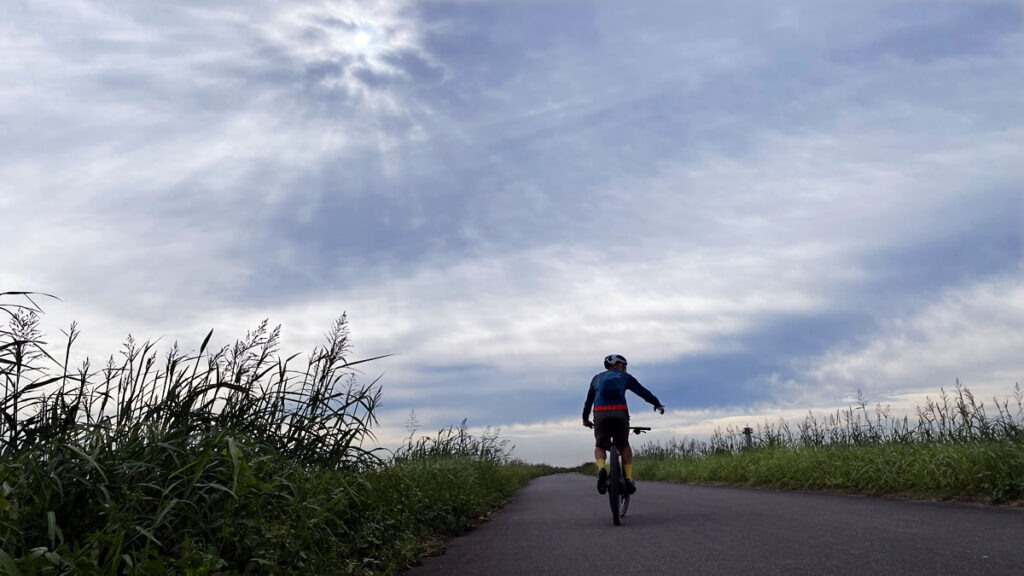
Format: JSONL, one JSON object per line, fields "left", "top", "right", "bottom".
{"left": 634, "top": 441, "right": 1024, "bottom": 503}
{"left": 0, "top": 293, "right": 556, "bottom": 575}
{"left": 627, "top": 385, "right": 1024, "bottom": 504}
{"left": 0, "top": 439, "right": 552, "bottom": 575}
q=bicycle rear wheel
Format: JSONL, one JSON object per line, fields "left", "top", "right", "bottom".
{"left": 619, "top": 490, "right": 630, "bottom": 518}
{"left": 608, "top": 446, "right": 622, "bottom": 526}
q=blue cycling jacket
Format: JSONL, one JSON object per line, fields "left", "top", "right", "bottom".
{"left": 582, "top": 369, "right": 661, "bottom": 420}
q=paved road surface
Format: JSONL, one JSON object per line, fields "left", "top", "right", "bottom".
{"left": 406, "top": 473, "right": 1023, "bottom": 576}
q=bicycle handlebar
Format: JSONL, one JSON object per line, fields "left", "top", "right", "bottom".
{"left": 583, "top": 422, "right": 652, "bottom": 435}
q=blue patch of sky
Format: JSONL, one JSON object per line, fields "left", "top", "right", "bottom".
{"left": 631, "top": 309, "right": 874, "bottom": 409}
{"left": 416, "top": 2, "right": 602, "bottom": 89}
{"left": 834, "top": 3, "right": 1023, "bottom": 65}
{"left": 382, "top": 364, "right": 563, "bottom": 423}
{"left": 860, "top": 191, "right": 1022, "bottom": 302}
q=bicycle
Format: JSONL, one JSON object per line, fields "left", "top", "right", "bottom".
{"left": 606, "top": 426, "right": 650, "bottom": 526}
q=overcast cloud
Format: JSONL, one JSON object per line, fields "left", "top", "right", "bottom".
{"left": 2, "top": 1, "right": 1022, "bottom": 465}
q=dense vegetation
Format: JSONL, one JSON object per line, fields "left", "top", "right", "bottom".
{"left": 630, "top": 384, "right": 1024, "bottom": 504}
{"left": 0, "top": 293, "right": 552, "bottom": 575}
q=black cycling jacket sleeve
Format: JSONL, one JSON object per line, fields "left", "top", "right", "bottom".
{"left": 626, "top": 374, "right": 661, "bottom": 407}
{"left": 582, "top": 379, "right": 597, "bottom": 420}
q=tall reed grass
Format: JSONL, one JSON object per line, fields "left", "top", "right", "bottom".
{"left": 1, "top": 293, "right": 385, "bottom": 467}
{"left": 0, "top": 292, "right": 549, "bottom": 575}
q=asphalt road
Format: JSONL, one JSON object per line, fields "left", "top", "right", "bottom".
{"left": 405, "top": 473, "right": 1024, "bottom": 576}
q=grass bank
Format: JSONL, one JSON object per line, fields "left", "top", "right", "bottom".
{"left": 0, "top": 293, "right": 554, "bottom": 575}
{"left": 631, "top": 385, "right": 1024, "bottom": 504}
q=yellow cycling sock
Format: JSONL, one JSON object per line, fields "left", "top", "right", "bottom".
{"left": 596, "top": 458, "right": 606, "bottom": 470}
{"left": 624, "top": 464, "right": 633, "bottom": 480}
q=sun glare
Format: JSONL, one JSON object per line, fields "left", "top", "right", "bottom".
{"left": 354, "top": 30, "right": 373, "bottom": 48}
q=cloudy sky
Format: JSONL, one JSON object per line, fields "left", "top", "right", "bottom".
{"left": 3, "top": 1, "right": 1022, "bottom": 465}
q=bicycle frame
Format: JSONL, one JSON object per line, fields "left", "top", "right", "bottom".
{"left": 607, "top": 426, "right": 649, "bottom": 526}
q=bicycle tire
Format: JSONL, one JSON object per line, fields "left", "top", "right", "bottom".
{"left": 619, "top": 489, "right": 630, "bottom": 518}
{"left": 608, "top": 446, "right": 622, "bottom": 526}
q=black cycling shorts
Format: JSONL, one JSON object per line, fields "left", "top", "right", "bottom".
{"left": 593, "top": 409, "right": 630, "bottom": 451}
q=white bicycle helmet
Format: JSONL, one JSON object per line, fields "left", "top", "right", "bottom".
{"left": 604, "top": 354, "right": 628, "bottom": 369}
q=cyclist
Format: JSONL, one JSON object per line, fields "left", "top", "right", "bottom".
{"left": 583, "top": 354, "right": 665, "bottom": 495}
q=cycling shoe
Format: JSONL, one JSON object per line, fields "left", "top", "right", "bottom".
{"left": 625, "top": 479, "right": 636, "bottom": 494}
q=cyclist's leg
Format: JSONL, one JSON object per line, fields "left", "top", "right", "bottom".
{"left": 622, "top": 444, "right": 636, "bottom": 488}
{"left": 602, "top": 412, "right": 634, "bottom": 494}
{"left": 606, "top": 411, "right": 629, "bottom": 455}
{"left": 594, "top": 445, "right": 608, "bottom": 482}
{"left": 593, "top": 418, "right": 612, "bottom": 466}
{"left": 609, "top": 415, "right": 637, "bottom": 492}
{"left": 593, "top": 416, "right": 613, "bottom": 494}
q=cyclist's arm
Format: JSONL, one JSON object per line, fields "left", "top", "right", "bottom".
{"left": 582, "top": 378, "right": 598, "bottom": 421}
{"left": 626, "top": 374, "right": 662, "bottom": 408}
